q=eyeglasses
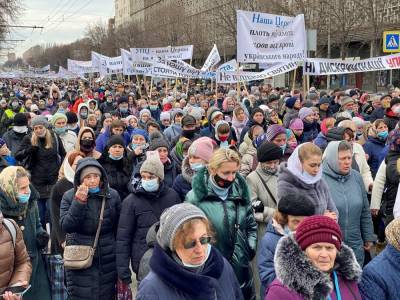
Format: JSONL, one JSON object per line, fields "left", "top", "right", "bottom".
{"left": 183, "top": 236, "right": 211, "bottom": 249}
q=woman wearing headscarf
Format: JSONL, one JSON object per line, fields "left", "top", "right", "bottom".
{"left": 50, "top": 150, "right": 84, "bottom": 255}
{"left": 322, "top": 141, "right": 375, "bottom": 266}
{"left": 126, "top": 128, "right": 149, "bottom": 168}
{"left": 313, "top": 117, "right": 335, "bottom": 151}
{"left": 298, "top": 107, "right": 319, "bottom": 143}
{"left": 98, "top": 135, "right": 133, "bottom": 200}
{"left": 0, "top": 167, "right": 51, "bottom": 300}
{"left": 278, "top": 142, "right": 338, "bottom": 217}
{"left": 239, "top": 107, "right": 267, "bottom": 144}
{"left": 116, "top": 153, "right": 180, "bottom": 288}
{"left": 265, "top": 216, "right": 362, "bottom": 300}
{"left": 172, "top": 137, "right": 216, "bottom": 201}
{"left": 232, "top": 107, "right": 248, "bottom": 141}
{"left": 15, "top": 116, "right": 66, "bottom": 228}
{"left": 136, "top": 203, "right": 243, "bottom": 300}
{"left": 60, "top": 158, "right": 121, "bottom": 300}
{"left": 363, "top": 119, "right": 388, "bottom": 177}
{"left": 186, "top": 148, "right": 258, "bottom": 300}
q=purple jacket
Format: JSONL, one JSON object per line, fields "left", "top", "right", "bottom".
{"left": 264, "top": 235, "right": 362, "bottom": 300}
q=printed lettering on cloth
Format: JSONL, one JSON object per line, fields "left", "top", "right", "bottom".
{"left": 130, "top": 45, "right": 193, "bottom": 62}
{"left": 237, "top": 10, "right": 306, "bottom": 63}
{"left": 201, "top": 44, "right": 221, "bottom": 71}
{"left": 217, "top": 59, "right": 237, "bottom": 72}
{"left": 67, "top": 59, "right": 98, "bottom": 74}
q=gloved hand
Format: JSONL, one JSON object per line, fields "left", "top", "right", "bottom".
{"left": 36, "top": 231, "right": 49, "bottom": 250}
{"left": 252, "top": 200, "right": 264, "bottom": 213}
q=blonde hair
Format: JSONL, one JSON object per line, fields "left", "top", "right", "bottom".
{"left": 31, "top": 128, "right": 53, "bottom": 149}
{"left": 298, "top": 142, "right": 322, "bottom": 163}
{"left": 208, "top": 148, "right": 240, "bottom": 172}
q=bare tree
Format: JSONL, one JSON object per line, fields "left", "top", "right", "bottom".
{"left": 0, "top": 0, "right": 22, "bottom": 41}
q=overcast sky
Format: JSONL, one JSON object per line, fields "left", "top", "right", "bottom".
{"left": 7, "top": 0, "right": 114, "bottom": 58}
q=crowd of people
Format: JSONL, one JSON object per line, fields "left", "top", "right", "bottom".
{"left": 0, "top": 77, "right": 398, "bottom": 299}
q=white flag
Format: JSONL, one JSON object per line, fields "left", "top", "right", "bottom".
{"left": 201, "top": 44, "right": 221, "bottom": 71}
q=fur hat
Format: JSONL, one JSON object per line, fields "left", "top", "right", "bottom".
{"left": 257, "top": 142, "right": 283, "bottom": 162}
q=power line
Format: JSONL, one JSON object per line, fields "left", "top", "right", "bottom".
{"left": 0, "top": 25, "right": 44, "bottom": 29}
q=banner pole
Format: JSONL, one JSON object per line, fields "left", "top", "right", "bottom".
{"left": 236, "top": 62, "right": 240, "bottom": 99}
{"left": 292, "top": 67, "right": 297, "bottom": 91}
{"left": 149, "top": 77, "right": 153, "bottom": 100}
{"left": 186, "top": 58, "right": 192, "bottom": 96}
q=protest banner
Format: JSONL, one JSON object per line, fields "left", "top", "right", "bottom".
{"left": 130, "top": 45, "right": 193, "bottom": 62}
{"left": 67, "top": 59, "right": 98, "bottom": 74}
{"left": 201, "top": 44, "right": 221, "bottom": 71}
{"left": 303, "top": 53, "right": 400, "bottom": 75}
{"left": 237, "top": 10, "right": 306, "bottom": 63}
{"left": 28, "top": 65, "right": 50, "bottom": 74}
{"left": 217, "top": 59, "right": 237, "bottom": 72}
{"left": 216, "top": 61, "right": 297, "bottom": 83}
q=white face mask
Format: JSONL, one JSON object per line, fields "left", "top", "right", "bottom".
{"left": 13, "top": 126, "right": 28, "bottom": 133}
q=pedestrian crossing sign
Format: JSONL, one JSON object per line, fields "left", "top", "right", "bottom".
{"left": 383, "top": 31, "right": 400, "bottom": 52}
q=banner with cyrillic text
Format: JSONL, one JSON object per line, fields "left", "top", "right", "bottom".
{"left": 217, "top": 59, "right": 237, "bottom": 72}
{"left": 130, "top": 45, "right": 193, "bottom": 62}
{"left": 28, "top": 65, "right": 50, "bottom": 74}
{"left": 304, "top": 54, "right": 400, "bottom": 75}
{"left": 237, "top": 10, "right": 306, "bottom": 63}
{"left": 67, "top": 59, "right": 98, "bottom": 74}
{"left": 216, "top": 61, "right": 297, "bottom": 83}
{"left": 201, "top": 44, "right": 221, "bottom": 71}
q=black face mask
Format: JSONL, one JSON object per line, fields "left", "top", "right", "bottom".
{"left": 80, "top": 139, "right": 95, "bottom": 153}
{"left": 214, "top": 174, "right": 234, "bottom": 189}
{"left": 182, "top": 129, "right": 196, "bottom": 139}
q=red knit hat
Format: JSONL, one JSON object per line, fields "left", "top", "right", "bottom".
{"left": 295, "top": 216, "right": 342, "bottom": 251}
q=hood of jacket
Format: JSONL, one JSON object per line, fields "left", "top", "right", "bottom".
{"left": 74, "top": 157, "right": 109, "bottom": 195}
{"left": 63, "top": 156, "right": 76, "bottom": 184}
{"left": 279, "top": 163, "right": 323, "bottom": 191}
{"left": 181, "top": 156, "right": 195, "bottom": 184}
{"left": 191, "top": 166, "right": 250, "bottom": 205}
{"left": 146, "top": 222, "right": 159, "bottom": 248}
{"left": 326, "top": 127, "right": 346, "bottom": 142}
{"left": 274, "top": 235, "right": 362, "bottom": 299}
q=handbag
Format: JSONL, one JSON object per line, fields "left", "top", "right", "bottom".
{"left": 63, "top": 196, "right": 105, "bottom": 270}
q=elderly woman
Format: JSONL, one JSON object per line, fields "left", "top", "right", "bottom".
{"left": 60, "top": 158, "right": 121, "bottom": 300}
{"left": 136, "top": 203, "right": 243, "bottom": 300}
{"left": 0, "top": 166, "right": 51, "bottom": 300}
{"left": 278, "top": 142, "right": 338, "bottom": 217}
{"left": 116, "top": 152, "right": 180, "bottom": 287}
{"left": 265, "top": 216, "right": 362, "bottom": 300}
{"left": 186, "top": 148, "right": 258, "bottom": 300}
{"left": 257, "top": 193, "right": 315, "bottom": 298}
{"left": 322, "top": 141, "right": 375, "bottom": 266}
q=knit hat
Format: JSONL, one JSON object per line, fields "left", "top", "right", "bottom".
{"left": 295, "top": 215, "right": 342, "bottom": 251}
{"left": 117, "top": 96, "right": 128, "bottom": 105}
{"left": 188, "top": 137, "right": 216, "bottom": 162}
{"left": 107, "top": 135, "right": 125, "bottom": 149}
{"left": 278, "top": 193, "right": 315, "bottom": 216}
{"left": 30, "top": 104, "right": 39, "bottom": 112}
{"left": 13, "top": 113, "right": 28, "bottom": 126}
{"left": 257, "top": 142, "right": 283, "bottom": 162}
{"left": 209, "top": 109, "right": 223, "bottom": 122}
{"left": 390, "top": 97, "right": 400, "bottom": 108}
{"left": 319, "top": 96, "right": 331, "bottom": 105}
{"left": 298, "top": 107, "right": 314, "bottom": 121}
{"left": 289, "top": 118, "right": 304, "bottom": 130}
{"left": 340, "top": 96, "right": 354, "bottom": 107}
{"left": 181, "top": 115, "right": 196, "bottom": 127}
{"left": 157, "top": 203, "right": 207, "bottom": 251}
{"left": 189, "top": 107, "right": 203, "bottom": 121}
{"left": 66, "top": 111, "right": 78, "bottom": 124}
{"left": 79, "top": 166, "right": 102, "bottom": 182}
{"left": 140, "top": 153, "right": 164, "bottom": 180}
{"left": 51, "top": 113, "right": 67, "bottom": 126}
{"left": 149, "top": 136, "right": 169, "bottom": 151}
{"left": 139, "top": 109, "right": 151, "bottom": 119}
{"left": 285, "top": 97, "right": 298, "bottom": 109}
{"left": 268, "top": 94, "right": 280, "bottom": 104}
{"left": 160, "top": 111, "right": 171, "bottom": 121}
{"left": 130, "top": 128, "right": 148, "bottom": 141}
{"left": 171, "top": 108, "right": 184, "bottom": 121}
{"left": 266, "top": 124, "right": 286, "bottom": 142}
{"left": 385, "top": 218, "right": 400, "bottom": 251}
{"left": 31, "top": 116, "right": 49, "bottom": 128}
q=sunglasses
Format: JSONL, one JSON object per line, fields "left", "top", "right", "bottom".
{"left": 183, "top": 236, "right": 211, "bottom": 249}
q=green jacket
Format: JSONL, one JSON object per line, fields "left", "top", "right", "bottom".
{"left": 0, "top": 185, "right": 51, "bottom": 300}
{"left": 186, "top": 167, "right": 257, "bottom": 300}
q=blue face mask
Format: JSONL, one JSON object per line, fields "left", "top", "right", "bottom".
{"left": 54, "top": 127, "right": 66, "bottom": 135}
{"left": 109, "top": 153, "right": 123, "bottom": 160}
{"left": 149, "top": 105, "right": 158, "bottom": 111}
{"left": 142, "top": 178, "right": 159, "bottom": 192}
{"left": 190, "top": 163, "right": 204, "bottom": 172}
{"left": 17, "top": 188, "right": 31, "bottom": 204}
{"left": 377, "top": 131, "right": 388, "bottom": 140}
{"left": 120, "top": 107, "right": 128, "bottom": 113}
{"left": 88, "top": 187, "right": 100, "bottom": 194}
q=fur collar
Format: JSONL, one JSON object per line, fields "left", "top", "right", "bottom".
{"left": 274, "top": 235, "right": 362, "bottom": 299}
{"left": 181, "top": 156, "right": 195, "bottom": 184}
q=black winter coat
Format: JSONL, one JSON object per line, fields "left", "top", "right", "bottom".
{"left": 15, "top": 133, "right": 66, "bottom": 198}
{"left": 2, "top": 129, "right": 28, "bottom": 156}
{"left": 381, "top": 150, "right": 400, "bottom": 222}
{"left": 60, "top": 158, "right": 121, "bottom": 300}
{"left": 98, "top": 154, "right": 132, "bottom": 200}
{"left": 116, "top": 182, "right": 180, "bottom": 283}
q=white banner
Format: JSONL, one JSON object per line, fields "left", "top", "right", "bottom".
{"left": 57, "top": 66, "right": 80, "bottom": 79}
{"left": 217, "top": 59, "right": 237, "bottom": 72}
{"left": 91, "top": 51, "right": 107, "bottom": 76}
{"left": 216, "top": 61, "right": 297, "bottom": 83}
{"left": 130, "top": 45, "right": 193, "bottom": 62}
{"left": 304, "top": 53, "right": 400, "bottom": 75}
{"left": 67, "top": 59, "right": 98, "bottom": 74}
{"left": 237, "top": 10, "right": 306, "bottom": 63}
{"left": 121, "top": 49, "right": 136, "bottom": 75}
{"left": 201, "top": 44, "right": 221, "bottom": 71}
{"left": 28, "top": 65, "right": 50, "bottom": 74}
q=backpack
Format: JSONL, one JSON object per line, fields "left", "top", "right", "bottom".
{"left": 3, "top": 218, "right": 16, "bottom": 247}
